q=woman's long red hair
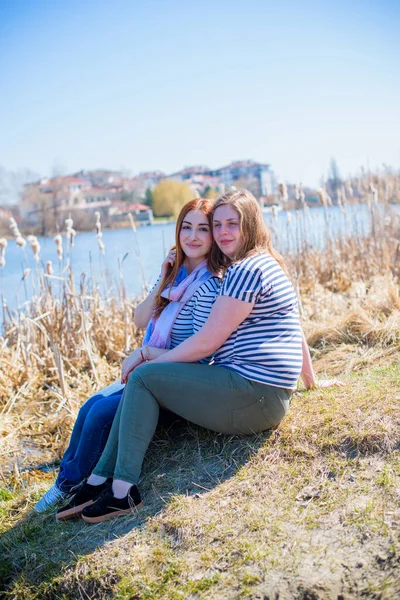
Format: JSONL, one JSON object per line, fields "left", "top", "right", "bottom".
{"left": 153, "top": 198, "right": 219, "bottom": 317}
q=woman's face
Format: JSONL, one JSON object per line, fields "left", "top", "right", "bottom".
{"left": 179, "top": 209, "right": 212, "bottom": 262}
{"left": 213, "top": 205, "right": 242, "bottom": 259}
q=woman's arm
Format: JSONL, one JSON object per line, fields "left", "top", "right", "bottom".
{"left": 134, "top": 249, "right": 176, "bottom": 328}
{"left": 301, "top": 330, "right": 344, "bottom": 389}
{"left": 133, "top": 280, "right": 162, "bottom": 328}
{"left": 121, "top": 346, "right": 170, "bottom": 383}
{"left": 300, "top": 331, "right": 316, "bottom": 389}
{"left": 150, "top": 295, "right": 254, "bottom": 364}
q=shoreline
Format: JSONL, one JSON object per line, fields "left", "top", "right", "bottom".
{"left": 2, "top": 200, "right": 399, "bottom": 241}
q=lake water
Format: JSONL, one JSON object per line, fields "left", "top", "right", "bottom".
{"left": 0, "top": 204, "right": 377, "bottom": 312}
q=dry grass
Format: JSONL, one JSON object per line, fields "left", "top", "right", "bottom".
{"left": 0, "top": 358, "right": 399, "bottom": 599}
{"left": 0, "top": 179, "right": 400, "bottom": 599}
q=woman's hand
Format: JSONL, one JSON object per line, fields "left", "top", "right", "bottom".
{"left": 305, "top": 378, "right": 344, "bottom": 389}
{"left": 315, "top": 378, "right": 344, "bottom": 389}
{"left": 160, "top": 249, "right": 176, "bottom": 279}
{"left": 121, "top": 348, "right": 143, "bottom": 383}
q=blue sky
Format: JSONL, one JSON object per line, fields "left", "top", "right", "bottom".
{"left": 0, "top": 0, "right": 399, "bottom": 186}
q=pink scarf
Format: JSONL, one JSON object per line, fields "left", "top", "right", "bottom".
{"left": 144, "top": 260, "right": 213, "bottom": 349}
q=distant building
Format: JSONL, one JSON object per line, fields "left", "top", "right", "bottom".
{"left": 166, "top": 160, "right": 274, "bottom": 198}
{"left": 166, "top": 168, "right": 221, "bottom": 196}
{"left": 74, "top": 169, "right": 123, "bottom": 187}
{"left": 20, "top": 180, "right": 53, "bottom": 225}
{"left": 20, "top": 176, "right": 113, "bottom": 224}
{"left": 18, "top": 160, "right": 276, "bottom": 228}
{"left": 109, "top": 202, "right": 153, "bottom": 224}
{"left": 128, "top": 171, "right": 165, "bottom": 198}
{"left": 167, "top": 166, "right": 209, "bottom": 182}
{"left": 209, "top": 160, "right": 274, "bottom": 197}
{"left": 20, "top": 176, "right": 115, "bottom": 224}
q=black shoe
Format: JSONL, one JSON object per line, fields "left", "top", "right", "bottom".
{"left": 81, "top": 485, "right": 143, "bottom": 523}
{"left": 56, "top": 479, "right": 111, "bottom": 521}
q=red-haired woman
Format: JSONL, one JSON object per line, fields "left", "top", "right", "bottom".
{"left": 36, "top": 198, "right": 221, "bottom": 514}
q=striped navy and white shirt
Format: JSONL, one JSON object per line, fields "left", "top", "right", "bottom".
{"left": 170, "top": 276, "right": 221, "bottom": 363}
{"left": 213, "top": 254, "right": 303, "bottom": 389}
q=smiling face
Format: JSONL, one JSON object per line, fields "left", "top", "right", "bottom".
{"left": 212, "top": 204, "right": 242, "bottom": 259}
{"left": 179, "top": 209, "right": 213, "bottom": 267}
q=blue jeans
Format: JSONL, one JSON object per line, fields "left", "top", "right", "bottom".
{"left": 56, "top": 382, "right": 125, "bottom": 492}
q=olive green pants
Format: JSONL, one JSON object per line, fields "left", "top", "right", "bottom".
{"left": 93, "top": 363, "right": 292, "bottom": 485}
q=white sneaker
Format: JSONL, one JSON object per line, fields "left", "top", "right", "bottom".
{"left": 34, "top": 483, "right": 68, "bottom": 513}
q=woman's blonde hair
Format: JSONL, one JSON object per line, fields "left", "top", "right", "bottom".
{"left": 211, "top": 188, "right": 288, "bottom": 274}
{"left": 153, "top": 198, "right": 219, "bottom": 318}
